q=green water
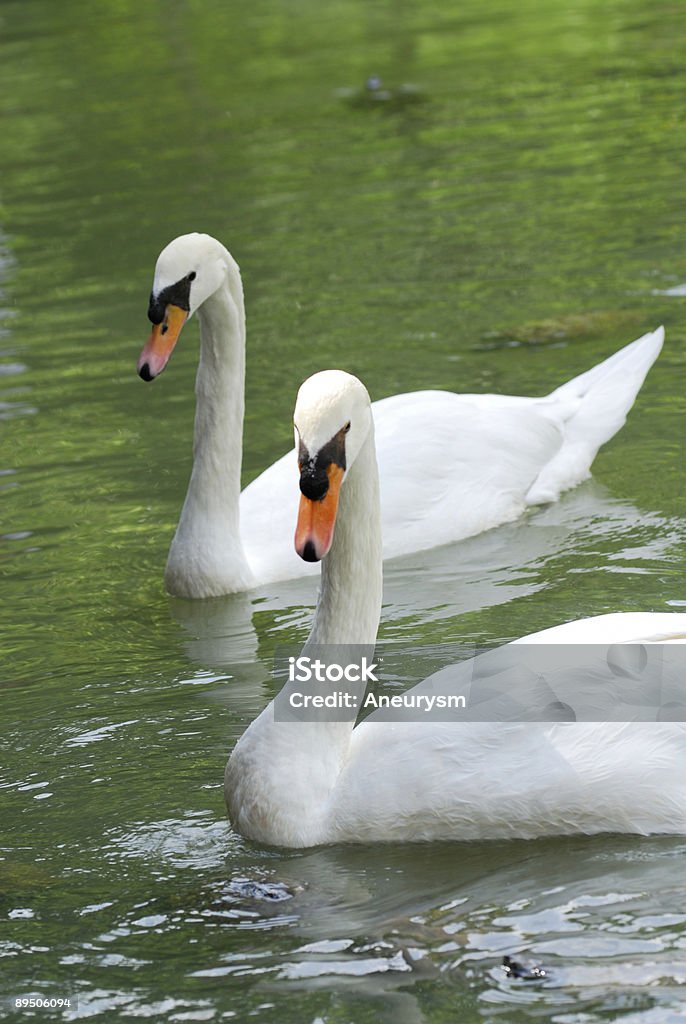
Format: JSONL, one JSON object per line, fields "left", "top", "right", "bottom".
{"left": 2, "top": 0, "right": 686, "bottom": 1020}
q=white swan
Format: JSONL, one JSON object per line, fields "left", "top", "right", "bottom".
{"left": 138, "top": 232, "right": 664, "bottom": 598}
{"left": 224, "top": 370, "right": 686, "bottom": 847}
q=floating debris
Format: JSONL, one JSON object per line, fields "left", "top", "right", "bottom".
{"left": 479, "top": 310, "right": 644, "bottom": 350}
{"left": 335, "top": 76, "right": 425, "bottom": 111}
{"left": 227, "top": 878, "right": 295, "bottom": 902}
{"left": 502, "top": 954, "right": 548, "bottom": 980}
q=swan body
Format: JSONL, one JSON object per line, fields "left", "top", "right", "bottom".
{"left": 224, "top": 370, "right": 686, "bottom": 848}
{"left": 139, "top": 233, "right": 664, "bottom": 597}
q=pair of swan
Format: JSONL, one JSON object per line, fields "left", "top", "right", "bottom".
{"left": 138, "top": 232, "right": 663, "bottom": 599}
{"left": 137, "top": 234, "right": 685, "bottom": 845}
{"left": 224, "top": 371, "right": 686, "bottom": 846}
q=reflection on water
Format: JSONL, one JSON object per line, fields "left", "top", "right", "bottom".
{"left": 170, "top": 482, "right": 686, "bottom": 675}
{"left": 2, "top": 0, "right": 686, "bottom": 1020}
{"left": 14, "top": 823, "right": 682, "bottom": 1023}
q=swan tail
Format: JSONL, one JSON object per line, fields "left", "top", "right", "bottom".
{"left": 526, "top": 326, "right": 664, "bottom": 505}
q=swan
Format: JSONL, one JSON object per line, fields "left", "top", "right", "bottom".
{"left": 224, "top": 370, "right": 686, "bottom": 847}
{"left": 138, "top": 232, "right": 664, "bottom": 598}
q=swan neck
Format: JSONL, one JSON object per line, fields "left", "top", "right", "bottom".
{"left": 192, "top": 270, "right": 246, "bottom": 512}
{"left": 165, "top": 255, "right": 254, "bottom": 596}
{"left": 309, "top": 425, "right": 383, "bottom": 647}
{"left": 225, "top": 421, "right": 383, "bottom": 845}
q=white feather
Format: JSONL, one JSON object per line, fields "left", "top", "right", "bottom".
{"left": 143, "top": 233, "right": 663, "bottom": 597}
{"left": 225, "top": 371, "right": 686, "bottom": 848}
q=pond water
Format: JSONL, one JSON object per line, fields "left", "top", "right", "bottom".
{"left": 2, "top": 0, "right": 686, "bottom": 1021}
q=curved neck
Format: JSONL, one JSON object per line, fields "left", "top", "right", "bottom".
{"left": 225, "top": 423, "right": 383, "bottom": 846}
{"left": 166, "top": 254, "right": 254, "bottom": 596}
{"left": 192, "top": 266, "right": 245, "bottom": 513}
{"left": 308, "top": 426, "right": 383, "bottom": 646}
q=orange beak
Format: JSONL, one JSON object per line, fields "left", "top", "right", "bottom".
{"left": 295, "top": 464, "right": 344, "bottom": 561}
{"left": 137, "top": 304, "right": 189, "bottom": 380}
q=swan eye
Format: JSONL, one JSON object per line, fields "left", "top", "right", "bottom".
{"left": 187, "top": 271, "right": 196, "bottom": 282}
{"left": 344, "top": 422, "right": 351, "bottom": 433}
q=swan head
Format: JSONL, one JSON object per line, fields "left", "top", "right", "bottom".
{"left": 137, "top": 233, "right": 231, "bottom": 381}
{"left": 293, "top": 370, "right": 373, "bottom": 562}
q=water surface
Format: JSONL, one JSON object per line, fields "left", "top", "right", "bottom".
{"left": 2, "top": 0, "right": 686, "bottom": 1021}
